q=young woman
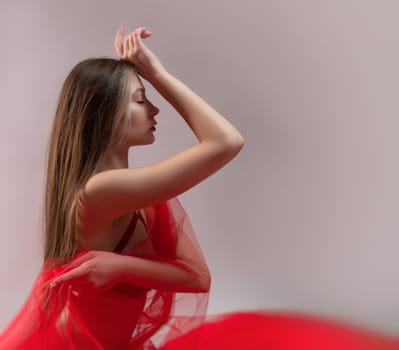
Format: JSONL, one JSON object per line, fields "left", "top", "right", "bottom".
{"left": 0, "top": 26, "right": 244, "bottom": 349}
{"left": 1, "top": 25, "right": 397, "bottom": 350}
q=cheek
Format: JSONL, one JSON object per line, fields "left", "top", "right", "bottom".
{"left": 128, "top": 109, "right": 147, "bottom": 128}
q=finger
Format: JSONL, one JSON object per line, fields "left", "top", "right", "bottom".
{"left": 117, "top": 26, "right": 125, "bottom": 51}
{"left": 50, "top": 263, "right": 89, "bottom": 287}
{"left": 114, "top": 26, "right": 124, "bottom": 57}
{"left": 114, "top": 39, "right": 121, "bottom": 57}
{"left": 129, "top": 35, "right": 135, "bottom": 52}
{"left": 138, "top": 27, "right": 148, "bottom": 40}
{"left": 65, "top": 251, "right": 93, "bottom": 270}
{"left": 123, "top": 35, "right": 130, "bottom": 57}
{"left": 135, "top": 26, "right": 147, "bottom": 36}
{"left": 132, "top": 31, "right": 142, "bottom": 49}
{"left": 140, "top": 27, "right": 152, "bottom": 38}
{"left": 141, "top": 29, "right": 151, "bottom": 39}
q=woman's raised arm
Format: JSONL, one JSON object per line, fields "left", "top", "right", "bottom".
{"left": 79, "top": 27, "right": 244, "bottom": 230}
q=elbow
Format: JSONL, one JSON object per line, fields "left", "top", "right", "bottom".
{"left": 235, "top": 134, "right": 245, "bottom": 148}
{"left": 196, "top": 271, "right": 211, "bottom": 293}
{"left": 235, "top": 137, "right": 245, "bottom": 152}
{"left": 224, "top": 134, "right": 245, "bottom": 152}
{"left": 223, "top": 137, "right": 245, "bottom": 161}
{"left": 206, "top": 134, "right": 245, "bottom": 156}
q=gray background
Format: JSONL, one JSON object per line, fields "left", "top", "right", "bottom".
{"left": 1, "top": 0, "right": 398, "bottom": 337}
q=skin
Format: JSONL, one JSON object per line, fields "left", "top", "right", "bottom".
{"left": 50, "top": 24, "right": 239, "bottom": 293}
{"left": 50, "top": 26, "right": 205, "bottom": 293}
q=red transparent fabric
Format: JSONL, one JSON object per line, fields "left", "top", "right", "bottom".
{"left": 163, "top": 311, "right": 399, "bottom": 350}
{"left": 0, "top": 197, "right": 209, "bottom": 349}
{"left": 1, "top": 196, "right": 399, "bottom": 349}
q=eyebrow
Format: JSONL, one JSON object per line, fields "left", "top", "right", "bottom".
{"left": 133, "top": 88, "right": 145, "bottom": 94}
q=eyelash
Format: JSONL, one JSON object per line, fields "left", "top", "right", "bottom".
{"left": 137, "top": 101, "right": 145, "bottom": 104}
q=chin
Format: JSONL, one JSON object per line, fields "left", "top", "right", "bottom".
{"left": 129, "top": 134, "right": 156, "bottom": 147}
{"left": 140, "top": 138, "right": 156, "bottom": 146}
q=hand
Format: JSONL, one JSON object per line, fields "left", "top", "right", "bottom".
{"left": 114, "top": 25, "right": 166, "bottom": 82}
{"left": 50, "top": 250, "right": 127, "bottom": 295}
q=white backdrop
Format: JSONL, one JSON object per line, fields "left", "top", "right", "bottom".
{"left": 1, "top": 0, "right": 398, "bottom": 338}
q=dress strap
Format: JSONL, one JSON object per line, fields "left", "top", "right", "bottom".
{"left": 113, "top": 211, "right": 139, "bottom": 253}
{"left": 136, "top": 209, "right": 147, "bottom": 231}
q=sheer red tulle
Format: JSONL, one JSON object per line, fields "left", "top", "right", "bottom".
{"left": 1, "top": 197, "right": 398, "bottom": 349}
{"left": 0, "top": 197, "right": 209, "bottom": 349}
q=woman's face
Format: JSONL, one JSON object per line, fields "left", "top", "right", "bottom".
{"left": 123, "top": 72, "right": 159, "bottom": 146}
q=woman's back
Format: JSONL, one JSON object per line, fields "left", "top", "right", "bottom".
{"left": 77, "top": 208, "right": 152, "bottom": 253}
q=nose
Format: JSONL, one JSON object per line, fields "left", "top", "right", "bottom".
{"left": 148, "top": 100, "right": 159, "bottom": 117}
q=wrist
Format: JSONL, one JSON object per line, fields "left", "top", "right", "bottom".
{"left": 114, "top": 254, "right": 133, "bottom": 282}
{"left": 148, "top": 68, "right": 170, "bottom": 85}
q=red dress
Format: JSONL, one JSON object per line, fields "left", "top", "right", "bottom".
{"left": 0, "top": 197, "right": 398, "bottom": 349}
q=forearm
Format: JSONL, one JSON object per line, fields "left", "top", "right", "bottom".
{"left": 118, "top": 254, "right": 211, "bottom": 293}
{"left": 149, "top": 69, "right": 244, "bottom": 146}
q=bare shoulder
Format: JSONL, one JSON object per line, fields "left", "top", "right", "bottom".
{"left": 77, "top": 141, "right": 244, "bottom": 233}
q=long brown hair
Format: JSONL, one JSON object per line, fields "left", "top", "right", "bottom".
{"left": 42, "top": 58, "right": 137, "bottom": 266}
